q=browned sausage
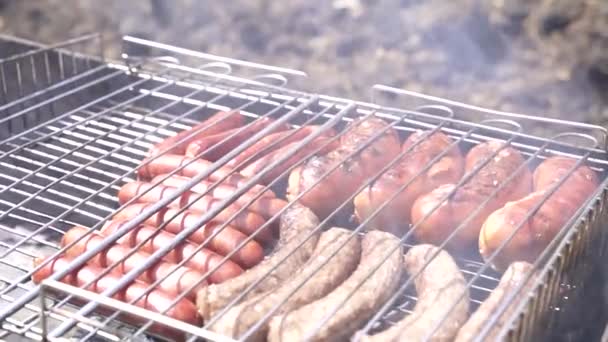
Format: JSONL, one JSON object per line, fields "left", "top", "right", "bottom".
{"left": 287, "top": 117, "right": 401, "bottom": 219}
{"left": 112, "top": 204, "right": 265, "bottom": 268}
{"left": 100, "top": 220, "right": 244, "bottom": 284}
{"left": 113, "top": 198, "right": 273, "bottom": 245}
{"left": 358, "top": 244, "right": 470, "bottom": 342}
{"left": 197, "top": 203, "right": 322, "bottom": 321}
{"left": 61, "top": 226, "right": 207, "bottom": 301}
{"left": 137, "top": 154, "right": 249, "bottom": 186}
{"left": 118, "top": 181, "right": 286, "bottom": 222}
{"left": 479, "top": 156, "right": 599, "bottom": 271}
{"left": 209, "top": 227, "right": 361, "bottom": 340}
{"left": 455, "top": 262, "right": 534, "bottom": 341}
{"left": 185, "top": 117, "right": 289, "bottom": 161}
{"left": 147, "top": 110, "right": 244, "bottom": 157}
{"left": 410, "top": 141, "right": 533, "bottom": 251}
{"left": 241, "top": 135, "right": 340, "bottom": 185}
{"left": 151, "top": 174, "right": 276, "bottom": 199}
{"left": 228, "top": 126, "right": 337, "bottom": 170}
{"left": 32, "top": 255, "right": 200, "bottom": 338}
{"left": 354, "top": 130, "right": 464, "bottom": 235}
{"left": 268, "top": 230, "right": 403, "bottom": 342}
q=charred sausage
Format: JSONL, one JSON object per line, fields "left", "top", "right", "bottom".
{"left": 287, "top": 117, "right": 401, "bottom": 219}
{"left": 209, "top": 227, "right": 361, "bottom": 341}
{"left": 228, "top": 126, "right": 337, "bottom": 170}
{"left": 455, "top": 262, "right": 534, "bottom": 341}
{"left": 197, "top": 203, "right": 322, "bottom": 320}
{"left": 358, "top": 244, "right": 470, "bottom": 342}
{"left": 32, "top": 255, "right": 200, "bottom": 337}
{"left": 241, "top": 135, "right": 340, "bottom": 185}
{"left": 118, "top": 181, "right": 285, "bottom": 222}
{"left": 147, "top": 110, "right": 244, "bottom": 157}
{"left": 411, "top": 141, "right": 533, "bottom": 251}
{"left": 112, "top": 204, "right": 265, "bottom": 268}
{"left": 137, "top": 154, "right": 248, "bottom": 186}
{"left": 479, "top": 156, "right": 598, "bottom": 271}
{"left": 113, "top": 201, "right": 273, "bottom": 245}
{"left": 268, "top": 230, "right": 403, "bottom": 342}
{"left": 100, "top": 220, "right": 244, "bottom": 283}
{"left": 185, "top": 117, "right": 289, "bottom": 161}
{"left": 354, "top": 130, "right": 464, "bottom": 235}
{"left": 61, "top": 226, "right": 207, "bottom": 300}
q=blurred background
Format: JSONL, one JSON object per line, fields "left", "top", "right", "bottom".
{"left": 1, "top": 0, "right": 606, "bottom": 124}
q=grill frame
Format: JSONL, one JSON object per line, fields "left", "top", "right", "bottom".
{"left": 0, "top": 33, "right": 606, "bottom": 342}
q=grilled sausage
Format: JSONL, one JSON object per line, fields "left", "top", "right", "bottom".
{"left": 114, "top": 201, "right": 273, "bottom": 245}
{"left": 137, "top": 154, "right": 249, "bottom": 186}
{"left": 61, "top": 226, "right": 207, "bottom": 301}
{"left": 209, "top": 227, "right": 361, "bottom": 341}
{"left": 358, "top": 244, "right": 470, "bottom": 342}
{"left": 287, "top": 117, "right": 401, "bottom": 219}
{"left": 32, "top": 255, "right": 200, "bottom": 337}
{"left": 197, "top": 203, "right": 322, "bottom": 320}
{"left": 411, "top": 141, "right": 533, "bottom": 251}
{"left": 228, "top": 126, "right": 337, "bottom": 170}
{"left": 118, "top": 181, "right": 285, "bottom": 223}
{"left": 185, "top": 117, "right": 289, "bottom": 161}
{"left": 112, "top": 204, "right": 265, "bottom": 268}
{"left": 354, "top": 130, "right": 464, "bottom": 235}
{"left": 100, "top": 220, "right": 244, "bottom": 283}
{"left": 479, "top": 156, "right": 598, "bottom": 271}
{"left": 147, "top": 110, "right": 244, "bottom": 157}
{"left": 241, "top": 135, "right": 340, "bottom": 185}
{"left": 152, "top": 174, "right": 276, "bottom": 199}
{"left": 268, "top": 230, "right": 403, "bottom": 342}
{"left": 455, "top": 262, "right": 534, "bottom": 342}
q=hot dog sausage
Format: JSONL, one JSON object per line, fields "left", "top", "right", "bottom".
{"left": 354, "top": 130, "right": 464, "bottom": 235}
{"left": 114, "top": 197, "right": 273, "bottom": 244}
{"left": 118, "top": 181, "right": 285, "bottom": 223}
{"left": 287, "top": 117, "right": 401, "bottom": 219}
{"left": 137, "top": 154, "right": 249, "bottom": 186}
{"left": 32, "top": 255, "right": 200, "bottom": 337}
{"left": 101, "top": 220, "right": 244, "bottom": 283}
{"left": 61, "top": 226, "right": 207, "bottom": 300}
{"left": 241, "top": 135, "right": 340, "bottom": 185}
{"left": 268, "top": 230, "right": 403, "bottom": 342}
{"left": 358, "top": 244, "right": 470, "bottom": 342}
{"left": 147, "top": 110, "right": 244, "bottom": 157}
{"left": 479, "top": 156, "right": 598, "bottom": 271}
{"left": 411, "top": 141, "right": 533, "bottom": 251}
{"left": 228, "top": 126, "right": 337, "bottom": 170}
{"left": 197, "top": 203, "right": 322, "bottom": 321}
{"left": 209, "top": 227, "right": 361, "bottom": 341}
{"left": 112, "top": 204, "right": 265, "bottom": 268}
{"left": 185, "top": 117, "right": 289, "bottom": 160}
{"left": 151, "top": 174, "right": 276, "bottom": 199}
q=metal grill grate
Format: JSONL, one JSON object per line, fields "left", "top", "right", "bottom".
{"left": 0, "top": 34, "right": 606, "bottom": 342}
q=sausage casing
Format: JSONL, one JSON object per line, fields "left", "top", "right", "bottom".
{"left": 411, "top": 141, "right": 533, "bottom": 250}
{"left": 479, "top": 156, "right": 598, "bottom": 271}
{"left": 354, "top": 130, "right": 464, "bottom": 235}
{"left": 287, "top": 117, "right": 401, "bottom": 219}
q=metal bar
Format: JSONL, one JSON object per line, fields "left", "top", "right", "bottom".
{"left": 45, "top": 96, "right": 322, "bottom": 338}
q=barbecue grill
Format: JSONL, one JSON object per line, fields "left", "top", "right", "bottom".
{"left": 0, "top": 33, "right": 607, "bottom": 342}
